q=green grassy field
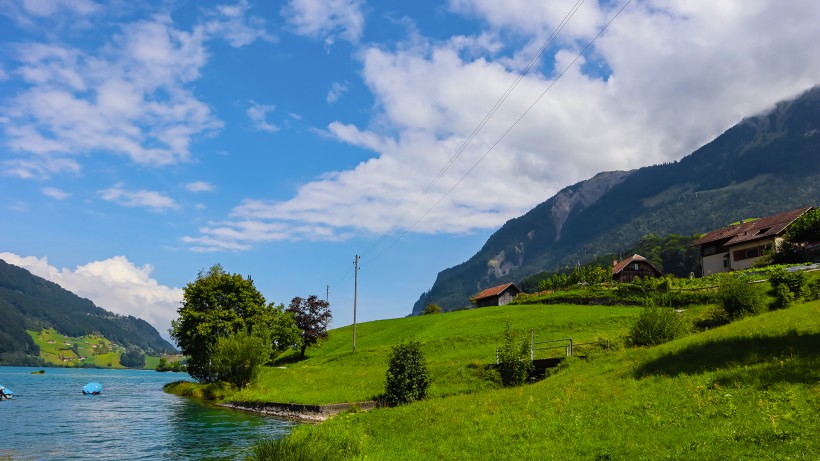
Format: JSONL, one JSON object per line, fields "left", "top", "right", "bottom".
{"left": 29, "top": 328, "right": 126, "bottom": 367}
{"left": 223, "top": 303, "right": 644, "bottom": 404}
{"left": 255, "top": 299, "right": 820, "bottom": 460}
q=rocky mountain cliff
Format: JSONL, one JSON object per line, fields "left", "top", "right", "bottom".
{"left": 412, "top": 86, "right": 820, "bottom": 314}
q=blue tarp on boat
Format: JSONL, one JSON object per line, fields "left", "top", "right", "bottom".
{"left": 0, "top": 385, "right": 12, "bottom": 399}
{"left": 83, "top": 382, "right": 102, "bottom": 395}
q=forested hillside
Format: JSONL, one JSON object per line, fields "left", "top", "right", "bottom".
{"left": 0, "top": 259, "right": 176, "bottom": 365}
{"left": 413, "top": 86, "right": 820, "bottom": 314}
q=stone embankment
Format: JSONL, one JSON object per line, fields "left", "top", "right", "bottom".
{"left": 218, "top": 400, "right": 377, "bottom": 422}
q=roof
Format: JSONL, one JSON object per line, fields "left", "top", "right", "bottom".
{"left": 473, "top": 282, "right": 520, "bottom": 301}
{"left": 690, "top": 206, "right": 812, "bottom": 248}
{"left": 612, "top": 254, "right": 660, "bottom": 275}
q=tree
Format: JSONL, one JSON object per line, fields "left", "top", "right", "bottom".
{"left": 384, "top": 340, "right": 431, "bottom": 406}
{"left": 268, "top": 303, "right": 302, "bottom": 357}
{"left": 170, "top": 264, "right": 270, "bottom": 383}
{"left": 784, "top": 208, "right": 820, "bottom": 243}
{"left": 497, "top": 321, "right": 532, "bottom": 387}
{"left": 287, "top": 295, "right": 332, "bottom": 359}
{"left": 209, "top": 329, "right": 269, "bottom": 389}
{"left": 120, "top": 348, "right": 146, "bottom": 368}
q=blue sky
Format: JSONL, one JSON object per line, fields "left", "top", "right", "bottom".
{"left": 1, "top": 0, "right": 819, "bottom": 344}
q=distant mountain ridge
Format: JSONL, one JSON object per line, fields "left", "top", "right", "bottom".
{"left": 0, "top": 259, "right": 176, "bottom": 365}
{"left": 413, "top": 86, "right": 820, "bottom": 314}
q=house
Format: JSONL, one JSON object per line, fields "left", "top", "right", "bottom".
{"left": 612, "top": 254, "right": 662, "bottom": 282}
{"left": 690, "top": 206, "right": 812, "bottom": 275}
{"left": 471, "top": 282, "right": 522, "bottom": 307}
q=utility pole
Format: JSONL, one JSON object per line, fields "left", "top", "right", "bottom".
{"left": 353, "top": 255, "right": 359, "bottom": 353}
{"left": 326, "top": 285, "right": 329, "bottom": 303}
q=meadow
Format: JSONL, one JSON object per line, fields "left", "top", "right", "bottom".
{"left": 252, "top": 298, "right": 820, "bottom": 460}
{"left": 219, "top": 303, "right": 644, "bottom": 404}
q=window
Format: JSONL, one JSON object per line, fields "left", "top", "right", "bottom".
{"left": 733, "top": 243, "right": 771, "bottom": 261}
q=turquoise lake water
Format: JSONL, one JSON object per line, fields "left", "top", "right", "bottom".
{"left": 0, "top": 366, "right": 297, "bottom": 460}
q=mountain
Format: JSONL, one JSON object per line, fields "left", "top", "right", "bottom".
{"left": 413, "top": 86, "right": 820, "bottom": 314}
{"left": 0, "top": 259, "right": 177, "bottom": 365}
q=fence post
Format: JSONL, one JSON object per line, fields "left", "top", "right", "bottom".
{"left": 496, "top": 347, "right": 499, "bottom": 365}
{"left": 565, "top": 345, "right": 569, "bottom": 357}
{"left": 530, "top": 329, "right": 534, "bottom": 362}
{"left": 569, "top": 338, "right": 573, "bottom": 356}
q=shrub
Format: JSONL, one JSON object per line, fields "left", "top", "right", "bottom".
{"left": 628, "top": 305, "right": 684, "bottom": 346}
{"left": 497, "top": 321, "right": 532, "bottom": 387}
{"left": 718, "top": 275, "right": 766, "bottom": 319}
{"left": 422, "top": 303, "right": 441, "bottom": 315}
{"left": 384, "top": 340, "right": 431, "bottom": 406}
{"left": 771, "top": 283, "right": 796, "bottom": 310}
{"left": 768, "top": 268, "right": 806, "bottom": 299}
{"left": 209, "top": 329, "right": 269, "bottom": 389}
{"left": 806, "top": 279, "right": 820, "bottom": 301}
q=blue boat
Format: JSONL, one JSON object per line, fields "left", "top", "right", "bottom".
{"left": 0, "top": 385, "right": 12, "bottom": 399}
{"left": 82, "top": 382, "right": 102, "bottom": 395}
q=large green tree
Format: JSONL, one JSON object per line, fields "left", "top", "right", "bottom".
{"left": 170, "top": 264, "right": 270, "bottom": 383}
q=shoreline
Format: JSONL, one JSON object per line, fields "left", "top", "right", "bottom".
{"left": 218, "top": 400, "right": 378, "bottom": 422}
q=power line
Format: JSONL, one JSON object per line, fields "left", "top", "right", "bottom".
{"left": 359, "top": 0, "right": 587, "bottom": 261}
{"left": 365, "top": 0, "right": 634, "bottom": 266}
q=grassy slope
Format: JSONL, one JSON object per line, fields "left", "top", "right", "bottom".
{"left": 28, "top": 328, "right": 180, "bottom": 369}
{"left": 272, "top": 300, "right": 820, "bottom": 460}
{"left": 228, "top": 304, "right": 642, "bottom": 404}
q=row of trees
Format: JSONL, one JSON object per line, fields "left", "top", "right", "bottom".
{"left": 170, "top": 264, "right": 331, "bottom": 387}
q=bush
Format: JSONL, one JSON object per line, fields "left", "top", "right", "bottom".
{"left": 806, "top": 279, "right": 820, "bottom": 301}
{"left": 771, "top": 283, "right": 796, "bottom": 310}
{"left": 497, "top": 321, "right": 532, "bottom": 387}
{"left": 718, "top": 275, "right": 766, "bottom": 319}
{"left": 209, "top": 329, "right": 269, "bottom": 389}
{"left": 384, "top": 340, "right": 431, "bottom": 406}
{"left": 768, "top": 268, "right": 806, "bottom": 299}
{"left": 628, "top": 305, "right": 684, "bottom": 346}
{"left": 422, "top": 303, "right": 441, "bottom": 315}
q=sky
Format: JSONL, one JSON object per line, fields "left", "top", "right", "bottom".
{"left": 1, "top": 0, "right": 819, "bottom": 345}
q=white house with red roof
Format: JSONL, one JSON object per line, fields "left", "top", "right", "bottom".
{"left": 690, "top": 206, "right": 812, "bottom": 275}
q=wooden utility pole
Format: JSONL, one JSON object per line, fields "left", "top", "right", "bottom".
{"left": 353, "top": 255, "right": 359, "bottom": 353}
{"left": 326, "top": 285, "right": 329, "bottom": 303}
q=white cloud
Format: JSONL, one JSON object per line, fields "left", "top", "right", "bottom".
{"left": 0, "top": 252, "right": 183, "bottom": 344}
{"left": 202, "top": 0, "right": 276, "bottom": 47}
{"left": 42, "top": 187, "right": 70, "bottom": 200}
{"left": 185, "top": 181, "right": 215, "bottom": 193}
{"left": 246, "top": 101, "right": 280, "bottom": 133}
{"left": 185, "top": 0, "right": 820, "bottom": 251}
{"left": 2, "top": 3, "right": 273, "bottom": 179}
{"left": 326, "top": 81, "right": 348, "bottom": 103}
{"left": 99, "top": 183, "right": 178, "bottom": 211}
{"left": 282, "top": 0, "right": 365, "bottom": 45}
{"left": 0, "top": 0, "right": 100, "bottom": 27}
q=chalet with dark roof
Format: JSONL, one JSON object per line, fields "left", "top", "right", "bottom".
{"left": 612, "top": 254, "right": 662, "bottom": 283}
{"left": 471, "top": 282, "right": 522, "bottom": 308}
{"left": 690, "top": 206, "right": 812, "bottom": 275}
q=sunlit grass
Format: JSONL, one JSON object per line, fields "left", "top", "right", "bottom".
{"left": 254, "top": 299, "right": 820, "bottom": 460}
{"left": 222, "top": 304, "right": 642, "bottom": 404}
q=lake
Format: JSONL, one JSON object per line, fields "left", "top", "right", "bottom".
{"left": 0, "top": 366, "right": 298, "bottom": 460}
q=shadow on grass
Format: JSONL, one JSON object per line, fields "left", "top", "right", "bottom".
{"left": 635, "top": 330, "right": 820, "bottom": 386}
